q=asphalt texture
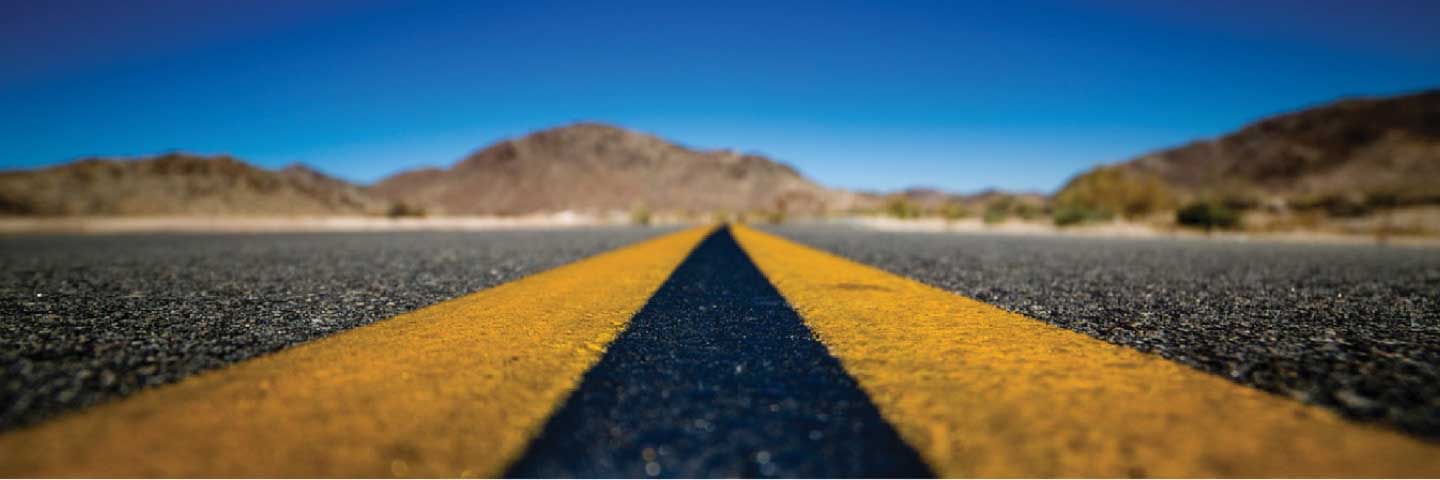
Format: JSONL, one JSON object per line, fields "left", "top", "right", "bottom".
{"left": 766, "top": 224, "right": 1440, "bottom": 439}
{"left": 507, "top": 227, "right": 933, "bottom": 478}
{"left": 0, "top": 227, "right": 674, "bottom": 433}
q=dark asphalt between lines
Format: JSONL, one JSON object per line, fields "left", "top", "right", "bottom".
{"left": 507, "top": 226, "right": 932, "bottom": 478}
{"left": 0, "top": 227, "right": 675, "bottom": 432}
{"left": 766, "top": 224, "right": 1440, "bottom": 439}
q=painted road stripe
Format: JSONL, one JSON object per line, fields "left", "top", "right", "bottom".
{"left": 0, "top": 226, "right": 713, "bottom": 478}
{"left": 505, "top": 226, "right": 931, "bottom": 477}
{"left": 731, "top": 224, "right": 1440, "bottom": 478}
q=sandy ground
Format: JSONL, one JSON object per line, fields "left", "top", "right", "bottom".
{"left": 0, "top": 212, "right": 662, "bottom": 234}
{"left": 830, "top": 216, "right": 1440, "bottom": 247}
{"left": 5, "top": 213, "right": 1438, "bottom": 247}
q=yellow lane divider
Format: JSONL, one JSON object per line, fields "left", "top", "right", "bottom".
{"left": 731, "top": 224, "right": 1440, "bottom": 478}
{"left": 0, "top": 226, "right": 714, "bottom": 478}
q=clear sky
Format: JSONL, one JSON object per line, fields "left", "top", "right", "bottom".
{"left": 3, "top": 0, "right": 1438, "bottom": 193}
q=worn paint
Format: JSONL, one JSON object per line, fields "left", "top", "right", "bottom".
{"left": 0, "top": 226, "right": 713, "bottom": 478}
{"left": 731, "top": 223, "right": 1440, "bottom": 478}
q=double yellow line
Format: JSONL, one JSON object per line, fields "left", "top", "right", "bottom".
{"left": 0, "top": 226, "right": 713, "bottom": 477}
{"left": 2, "top": 225, "right": 1437, "bottom": 477}
{"left": 731, "top": 224, "right": 1440, "bottom": 477}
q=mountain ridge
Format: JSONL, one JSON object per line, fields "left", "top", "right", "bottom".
{"left": 0, "top": 124, "right": 860, "bottom": 217}
{"left": 0, "top": 153, "right": 385, "bottom": 216}
{"left": 1057, "top": 89, "right": 1440, "bottom": 213}
{"left": 5, "top": 89, "right": 1436, "bottom": 224}
{"left": 368, "top": 122, "right": 853, "bottom": 216}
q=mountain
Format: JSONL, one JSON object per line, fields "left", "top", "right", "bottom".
{"left": 880, "top": 187, "right": 1045, "bottom": 211}
{"left": 0, "top": 153, "right": 386, "bottom": 216}
{"left": 370, "top": 123, "right": 853, "bottom": 215}
{"left": 0, "top": 124, "right": 857, "bottom": 218}
{"left": 1057, "top": 89, "right": 1440, "bottom": 214}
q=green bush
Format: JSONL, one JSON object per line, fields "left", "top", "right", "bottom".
{"left": 1052, "top": 205, "right": 1113, "bottom": 227}
{"left": 1054, "top": 167, "right": 1177, "bottom": 219}
{"left": 1176, "top": 202, "right": 1241, "bottom": 230}
{"left": 386, "top": 202, "right": 426, "bottom": 218}
{"left": 764, "top": 210, "right": 786, "bottom": 224}
{"left": 884, "top": 197, "right": 922, "bottom": 219}
{"left": 1014, "top": 203, "right": 1044, "bottom": 220}
{"left": 939, "top": 202, "right": 971, "bottom": 221}
{"left": 982, "top": 205, "right": 1008, "bottom": 224}
{"left": 630, "top": 205, "right": 652, "bottom": 226}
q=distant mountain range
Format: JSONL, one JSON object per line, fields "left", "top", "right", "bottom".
{"left": 0, "top": 154, "right": 384, "bottom": 216}
{"left": 370, "top": 123, "right": 859, "bottom": 215}
{"left": 1, "top": 89, "right": 1436, "bottom": 219}
{"left": 0, "top": 124, "right": 858, "bottom": 217}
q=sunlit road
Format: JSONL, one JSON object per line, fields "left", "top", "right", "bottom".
{"left": 2, "top": 224, "right": 1439, "bottom": 477}
{"left": 767, "top": 224, "right": 1440, "bottom": 438}
{"left": 0, "top": 227, "right": 675, "bottom": 432}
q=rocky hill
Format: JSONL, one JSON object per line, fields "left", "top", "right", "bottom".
{"left": 370, "top": 123, "right": 852, "bottom": 215}
{"left": 1057, "top": 89, "right": 1440, "bottom": 215}
{"left": 0, "top": 124, "right": 857, "bottom": 218}
{"left": 0, "top": 154, "right": 386, "bottom": 216}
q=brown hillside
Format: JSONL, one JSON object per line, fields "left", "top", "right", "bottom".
{"left": 0, "top": 154, "right": 386, "bottom": 216}
{"left": 369, "top": 123, "right": 852, "bottom": 215}
{"left": 1059, "top": 89, "right": 1440, "bottom": 210}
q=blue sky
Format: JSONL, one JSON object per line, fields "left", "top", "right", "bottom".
{"left": 3, "top": 0, "right": 1438, "bottom": 193}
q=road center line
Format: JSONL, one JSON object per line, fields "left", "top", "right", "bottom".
{"left": 731, "top": 223, "right": 1440, "bottom": 477}
{"left": 0, "top": 226, "right": 713, "bottom": 478}
{"left": 505, "top": 226, "right": 932, "bottom": 477}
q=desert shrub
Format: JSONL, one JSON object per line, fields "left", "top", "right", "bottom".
{"left": 1014, "top": 203, "right": 1044, "bottom": 220}
{"left": 764, "top": 210, "right": 786, "bottom": 224}
{"left": 1176, "top": 201, "right": 1241, "bottom": 230}
{"left": 1054, "top": 167, "right": 1177, "bottom": 220}
{"left": 1052, "top": 205, "right": 1114, "bottom": 226}
{"left": 884, "top": 197, "right": 922, "bottom": 219}
{"left": 939, "top": 202, "right": 971, "bottom": 222}
{"left": 986, "top": 195, "right": 1016, "bottom": 212}
{"left": 630, "top": 205, "right": 652, "bottom": 225}
{"left": 0, "top": 195, "right": 34, "bottom": 215}
{"left": 386, "top": 202, "right": 426, "bottom": 218}
{"left": 982, "top": 204, "right": 1009, "bottom": 224}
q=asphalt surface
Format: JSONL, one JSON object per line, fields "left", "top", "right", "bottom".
{"left": 0, "top": 227, "right": 674, "bottom": 433}
{"left": 766, "top": 224, "right": 1440, "bottom": 439}
{"left": 507, "top": 227, "right": 932, "bottom": 478}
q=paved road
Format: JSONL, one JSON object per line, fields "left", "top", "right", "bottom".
{"left": 2, "top": 224, "right": 1438, "bottom": 477}
{"left": 0, "top": 227, "right": 674, "bottom": 432}
{"left": 508, "top": 228, "right": 932, "bottom": 477}
{"left": 766, "top": 224, "right": 1440, "bottom": 438}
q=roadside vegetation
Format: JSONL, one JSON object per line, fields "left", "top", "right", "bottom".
{"left": 939, "top": 202, "right": 971, "bottom": 223}
{"left": 1175, "top": 201, "right": 1242, "bottom": 231}
{"left": 629, "top": 205, "right": 652, "bottom": 225}
{"left": 884, "top": 197, "right": 923, "bottom": 219}
{"left": 873, "top": 192, "right": 1046, "bottom": 225}
{"left": 385, "top": 202, "right": 427, "bottom": 218}
{"left": 1050, "top": 167, "right": 1174, "bottom": 226}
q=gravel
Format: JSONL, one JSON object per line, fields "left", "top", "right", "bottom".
{"left": 0, "top": 227, "right": 673, "bottom": 432}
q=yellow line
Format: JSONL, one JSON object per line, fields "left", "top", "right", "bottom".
{"left": 731, "top": 224, "right": 1440, "bottom": 478}
{"left": 0, "top": 226, "right": 714, "bottom": 478}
